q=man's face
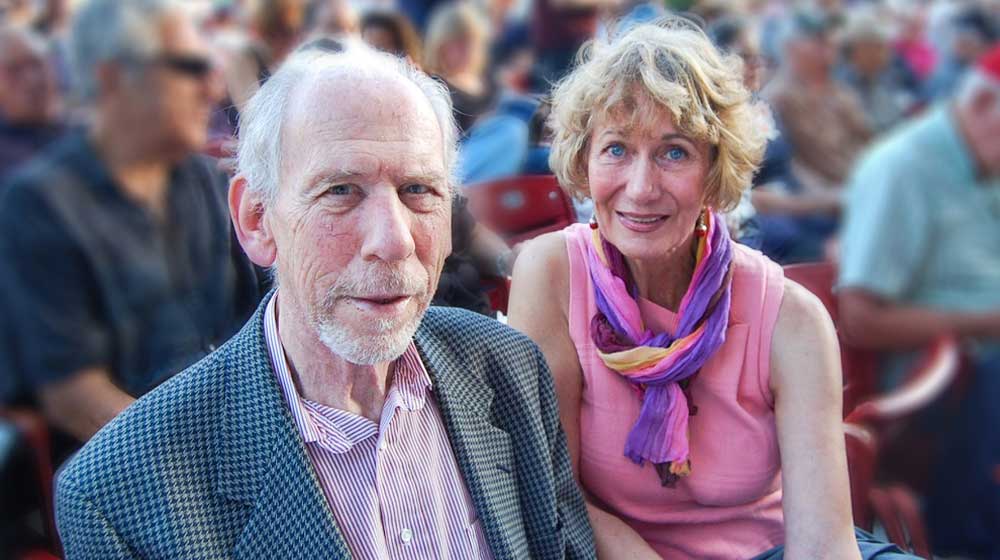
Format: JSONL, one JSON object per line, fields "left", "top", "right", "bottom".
{"left": 269, "top": 73, "right": 452, "bottom": 365}
{"left": 789, "top": 33, "right": 834, "bottom": 80}
{"left": 125, "top": 11, "right": 220, "bottom": 157}
{"left": 850, "top": 39, "right": 890, "bottom": 79}
{"left": 0, "top": 34, "right": 58, "bottom": 125}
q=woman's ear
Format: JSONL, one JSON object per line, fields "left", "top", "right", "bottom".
{"left": 229, "top": 175, "right": 277, "bottom": 268}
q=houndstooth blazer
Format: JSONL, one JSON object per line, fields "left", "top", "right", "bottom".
{"left": 55, "top": 295, "right": 597, "bottom": 559}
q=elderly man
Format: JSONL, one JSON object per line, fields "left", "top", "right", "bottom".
{"left": 0, "top": 0, "right": 258, "bottom": 443}
{"left": 0, "top": 24, "right": 64, "bottom": 184}
{"left": 54, "top": 41, "right": 595, "bottom": 559}
{"left": 839, "top": 45, "right": 1000, "bottom": 558}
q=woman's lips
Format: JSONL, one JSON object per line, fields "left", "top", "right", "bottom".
{"left": 616, "top": 211, "right": 669, "bottom": 233}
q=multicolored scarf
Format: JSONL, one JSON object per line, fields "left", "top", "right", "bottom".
{"left": 587, "top": 211, "right": 734, "bottom": 486}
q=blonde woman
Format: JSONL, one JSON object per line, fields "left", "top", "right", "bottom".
{"left": 508, "top": 18, "right": 917, "bottom": 560}
{"left": 423, "top": 2, "right": 496, "bottom": 133}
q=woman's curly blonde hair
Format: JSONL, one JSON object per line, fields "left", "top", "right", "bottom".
{"left": 548, "top": 16, "right": 772, "bottom": 211}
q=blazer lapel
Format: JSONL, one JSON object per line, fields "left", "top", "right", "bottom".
{"left": 212, "top": 295, "right": 351, "bottom": 559}
{"left": 414, "top": 320, "right": 528, "bottom": 559}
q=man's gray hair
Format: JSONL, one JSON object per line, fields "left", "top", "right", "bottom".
{"left": 70, "top": 0, "right": 176, "bottom": 101}
{"left": 236, "top": 39, "right": 459, "bottom": 204}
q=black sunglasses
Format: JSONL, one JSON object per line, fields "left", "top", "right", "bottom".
{"left": 155, "top": 54, "right": 214, "bottom": 78}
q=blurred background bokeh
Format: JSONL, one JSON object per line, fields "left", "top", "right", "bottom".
{"left": 1, "top": 0, "right": 998, "bottom": 558}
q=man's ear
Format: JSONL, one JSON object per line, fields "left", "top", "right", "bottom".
{"left": 229, "top": 175, "right": 277, "bottom": 268}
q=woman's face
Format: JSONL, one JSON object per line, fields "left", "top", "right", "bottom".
{"left": 363, "top": 25, "right": 402, "bottom": 57}
{"left": 441, "top": 33, "right": 483, "bottom": 76}
{"left": 587, "top": 98, "right": 713, "bottom": 263}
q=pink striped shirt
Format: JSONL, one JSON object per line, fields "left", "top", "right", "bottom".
{"left": 264, "top": 294, "right": 493, "bottom": 560}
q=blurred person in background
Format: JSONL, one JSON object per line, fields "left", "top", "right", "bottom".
{"left": 424, "top": 2, "right": 497, "bottom": 135}
{"left": 707, "top": 15, "right": 769, "bottom": 246}
{"left": 360, "top": 9, "right": 422, "bottom": 64}
{"left": 765, "top": 9, "right": 872, "bottom": 193}
{"left": 925, "top": 4, "right": 998, "bottom": 99}
{"left": 530, "top": 0, "right": 603, "bottom": 89}
{"left": 0, "top": 0, "right": 37, "bottom": 27}
{"left": 756, "top": 10, "right": 871, "bottom": 262}
{"left": 0, "top": 24, "right": 64, "bottom": 185}
{"left": 893, "top": 2, "right": 937, "bottom": 83}
{"left": 310, "top": 0, "right": 359, "bottom": 37}
{"left": 708, "top": 15, "right": 767, "bottom": 93}
{"left": 838, "top": 44, "right": 1000, "bottom": 559}
{"left": 31, "top": 0, "right": 75, "bottom": 94}
{"left": 0, "top": 0, "right": 259, "bottom": 444}
{"left": 32, "top": 0, "right": 70, "bottom": 36}
{"left": 222, "top": 0, "right": 306, "bottom": 114}
{"left": 836, "top": 9, "right": 920, "bottom": 133}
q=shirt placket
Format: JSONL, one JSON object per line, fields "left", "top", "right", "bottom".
{"left": 376, "top": 393, "right": 433, "bottom": 559}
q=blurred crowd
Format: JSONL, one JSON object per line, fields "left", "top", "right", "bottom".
{"left": 1, "top": 0, "right": 998, "bottom": 557}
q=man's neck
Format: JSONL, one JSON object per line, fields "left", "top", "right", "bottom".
{"left": 274, "top": 291, "right": 394, "bottom": 422}
{"left": 91, "top": 117, "right": 172, "bottom": 216}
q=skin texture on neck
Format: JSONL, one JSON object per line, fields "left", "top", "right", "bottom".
{"left": 625, "top": 232, "right": 698, "bottom": 312}
{"left": 275, "top": 290, "right": 393, "bottom": 421}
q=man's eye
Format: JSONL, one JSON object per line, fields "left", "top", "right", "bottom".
{"left": 403, "top": 184, "right": 431, "bottom": 195}
{"left": 327, "top": 184, "right": 355, "bottom": 196}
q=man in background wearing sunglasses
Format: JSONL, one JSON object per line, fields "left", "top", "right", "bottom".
{"left": 0, "top": 0, "right": 260, "bottom": 452}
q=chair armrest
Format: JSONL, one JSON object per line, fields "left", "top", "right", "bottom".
{"left": 845, "top": 336, "right": 960, "bottom": 425}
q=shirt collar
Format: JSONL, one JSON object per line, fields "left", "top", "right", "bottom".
{"left": 263, "top": 291, "right": 432, "bottom": 454}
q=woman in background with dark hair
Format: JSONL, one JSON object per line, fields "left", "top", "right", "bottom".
{"left": 360, "top": 10, "right": 422, "bottom": 66}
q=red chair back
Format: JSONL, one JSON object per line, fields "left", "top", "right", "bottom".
{"left": 464, "top": 175, "right": 577, "bottom": 244}
{"left": 782, "top": 262, "right": 879, "bottom": 415}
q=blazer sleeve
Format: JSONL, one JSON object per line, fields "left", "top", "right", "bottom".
{"left": 533, "top": 345, "right": 597, "bottom": 559}
{"left": 56, "top": 477, "right": 137, "bottom": 560}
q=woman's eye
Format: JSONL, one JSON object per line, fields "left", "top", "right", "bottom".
{"left": 606, "top": 143, "right": 626, "bottom": 158}
{"left": 665, "top": 147, "right": 688, "bottom": 161}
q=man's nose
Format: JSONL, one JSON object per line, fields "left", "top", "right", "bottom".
{"left": 359, "top": 193, "right": 416, "bottom": 264}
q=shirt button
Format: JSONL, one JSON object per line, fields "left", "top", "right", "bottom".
{"left": 400, "top": 528, "right": 413, "bottom": 544}
{"left": 207, "top": 343, "right": 217, "bottom": 352}
{"left": 378, "top": 438, "right": 388, "bottom": 451}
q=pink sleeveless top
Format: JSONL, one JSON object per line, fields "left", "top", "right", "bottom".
{"left": 564, "top": 223, "right": 786, "bottom": 559}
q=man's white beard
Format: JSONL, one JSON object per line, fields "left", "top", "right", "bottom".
{"left": 316, "top": 312, "right": 422, "bottom": 365}
{"left": 309, "top": 263, "right": 430, "bottom": 366}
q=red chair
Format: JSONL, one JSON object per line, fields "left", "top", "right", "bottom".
{"left": 464, "top": 175, "right": 577, "bottom": 245}
{"left": 783, "top": 262, "right": 878, "bottom": 415}
{"left": 784, "top": 262, "right": 959, "bottom": 558}
{"left": 1, "top": 407, "right": 62, "bottom": 558}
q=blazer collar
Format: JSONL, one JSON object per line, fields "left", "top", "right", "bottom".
{"left": 414, "top": 308, "right": 527, "bottom": 558}
{"left": 213, "top": 292, "right": 349, "bottom": 557}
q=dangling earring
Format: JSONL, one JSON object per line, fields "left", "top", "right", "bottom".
{"left": 695, "top": 208, "right": 709, "bottom": 238}
{"left": 590, "top": 215, "right": 599, "bottom": 230}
